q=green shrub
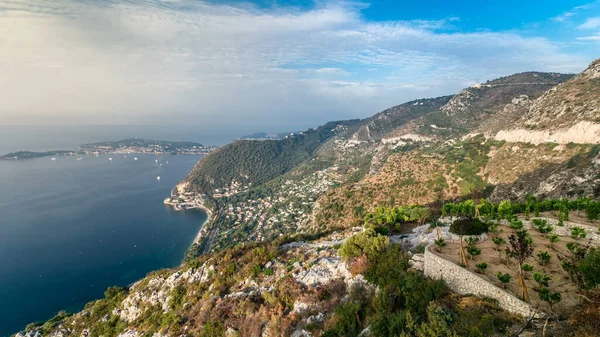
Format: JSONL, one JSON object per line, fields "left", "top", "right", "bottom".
{"left": 475, "top": 263, "right": 488, "bottom": 274}
{"left": 548, "top": 234, "right": 560, "bottom": 246}
{"left": 571, "top": 226, "right": 587, "bottom": 240}
{"left": 321, "top": 287, "right": 370, "bottom": 337}
{"left": 539, "top": 288, "right": 561, "bottom": 309}
{"left": 338, "top": 229, "right": 389, "bottom": 260}
{"left": 580, "top": 248, "right": 600, "bottom": 289}
{"left": 496, "top": 272, "right": 511, "bottom": 288}
{"left": 533, "top": 272, "right": 551, "bottom": 288}
{"left": 435, "top": 238, "right": 447, "bottom": 252}
{"left": 537, "top": 251, "right": 551, "bottom": 266}
{"left": 364, "top": 244, "right": 410, "bottom": 287}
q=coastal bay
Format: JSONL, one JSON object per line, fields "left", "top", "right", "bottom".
{"left": 0, "top": 154, "right": 207, "bottom": 337}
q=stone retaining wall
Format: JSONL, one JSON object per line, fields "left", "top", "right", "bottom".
{"left": 424, "top": 245, "right": 538, "bottom": 318}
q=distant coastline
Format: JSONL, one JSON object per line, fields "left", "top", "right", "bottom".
{"left": 0, "top": 138, "right": 217, "bottom": 160}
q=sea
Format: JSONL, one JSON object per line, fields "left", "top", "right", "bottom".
{"left": 0, "top": 126, "right": 215, "bottom": 336}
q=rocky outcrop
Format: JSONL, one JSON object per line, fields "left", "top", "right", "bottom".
{"left": 494, "top": 121, "right": 600, "bottom": 144}
{"left": 293, "top": 257, "right": 351, "bottom": 286}
{"left": 117, "top": 263, "right": 214, "bottom": 322}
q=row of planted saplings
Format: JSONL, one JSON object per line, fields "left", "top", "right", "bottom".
{"left": 432, "top": 216, "right": 595, "bottom": 310}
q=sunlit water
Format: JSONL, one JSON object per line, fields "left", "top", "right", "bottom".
{"left": 0, "top": 154, "right": 206, "bottom": 336}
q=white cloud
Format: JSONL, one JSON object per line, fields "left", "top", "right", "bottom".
{"left": 0, "top": 0, "right": 592, "bottom": 129}
{"left": 577, "top": 34, "right": 600, "bottom": 41}
{"left": 578, "top": 16, "right": 600, "bottom": 29}
{"left": 552, "top": 2, "right": 596, "bottom": 22}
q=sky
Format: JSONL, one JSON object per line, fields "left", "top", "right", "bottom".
{"left": 1, "top": 0, "right": 599, "bottom": 134}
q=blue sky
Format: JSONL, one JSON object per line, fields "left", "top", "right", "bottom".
{"left": 0, "top": 0, "right": 599, "bottom": 133}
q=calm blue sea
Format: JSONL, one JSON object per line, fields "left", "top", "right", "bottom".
{"left": 0, "top": 153, "right": 207, "bottom": 336}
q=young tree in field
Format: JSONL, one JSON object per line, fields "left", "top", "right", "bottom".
{"left": 408, "top": 206, "right": 430, "bottom": 226}
{"left": 533, "top": 272, "right": 551, "bottom": 288}
{"left": 571, "top": 226, "right": 586, "bottom": 241}
{"left": 534, "top": 199, "right": 541, "bottom": 217}
{"left": 498, "top": 200, "right": 513, "bottom": 220}
{"left": 497, "top": 272, "right": 512, "bottom": 289}
{"left": 522, "top": 264, "right": 534, "bottom": 279}
{"left": 459, "top": 200, "right": 476, "bottom": 218}
{"left": 507, "top": 229, "right": 534, "bottom": 301}
{"left": 429, "top": 219, "right": 445, "bottom": 240}
{"left": 492, "top": 237, "right": 506, "bottom": 259}
{"left": 475, "top": 262, "right": 488, "bottom": 274}
{"left": 466, "top": 237, "right": 481, "bottom": 260}
{"left": 548, "top": 234, "right": 560, "bottom": 248}
{"left": 442, "top": 202, "right": 459, "bottom": 218}
{"left": 539, "top": 288, "right": 561, "bottom": 310}
{"left": 451, "top": 218, "right": 477, "bottom": 267}
{"left": 558, "top": 198, "right": 570, "bottom": 221}
{"left": 434, "top": 238, "right": 446, "bottom": 252}
{"left": 586, "top": 201, "right": 600, "bottom": 221}
{"left": 477, "top": 199, "right": 496, "bottom": 219}
{"left": 509, "top": 219, "right": 524, "bottom": 231}
{"left": 525, "top": 194, "right": 536, "bottom": 220}
{"left": 537, "top": 251, "right": 551, "bottom": 266}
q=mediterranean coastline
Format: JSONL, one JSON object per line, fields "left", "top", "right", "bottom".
{"left": 163, "top": 182, "right": 215, "bottom": 255}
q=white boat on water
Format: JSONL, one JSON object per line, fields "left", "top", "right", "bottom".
{"left": 108, "top": 157, "right": 113, "bottom": 161}
{"left": 76, "top": 157, "right": 83, "bottom": 161}
{"left": 157, "top": 176, "right": 161, "bottom": 181}
{"left": 134, "top": 157, "right": 138, "bottom": 161}
{"left": 50, "top": 157, "right": 56, "bottom": 161}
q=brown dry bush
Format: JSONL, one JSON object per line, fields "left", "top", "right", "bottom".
{"left": 348, "top": 255, "right": 369, "bottom": 275}
{"left": 568, "top": 289, "right": 600, "bottom": 337}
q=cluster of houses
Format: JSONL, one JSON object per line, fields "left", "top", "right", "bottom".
{"left": 212, "top": 180, "right": 251, "bottom": 198}
{"left": 217, "top": 169, "right": 339, "bottom": 243}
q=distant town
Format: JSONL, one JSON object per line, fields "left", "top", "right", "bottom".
{"left": 0, "top": 138, "right": 218, "bottom": 160}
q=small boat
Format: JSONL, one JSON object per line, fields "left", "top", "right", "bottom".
{"left": 157, "top": 176, "right": 161, "bottom": 181}
{"left": 108, "top": 157, "right": 113, "bottom": 161}
{"left": 76, "top": 157, "right": 83, "bottom": 161}
{"left": 155, "top": 159, "right": 158, "bottom": 163}
{"left": 134, "top": 157, "right": 138, "bottom": 161}
{"left": 50, "top": 157, "right": 56, "bottom": 161}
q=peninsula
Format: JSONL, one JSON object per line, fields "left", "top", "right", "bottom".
{"left": 0, "top": 138, "right": 217, "bottom": 160}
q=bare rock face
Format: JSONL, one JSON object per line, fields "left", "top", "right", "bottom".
{"left": 293, "top": 257, "right": 351, "bottom": 286}
{"left": 117, "top": 263, "right": 214, "bottom": 322}
{"left": 582, "top": 58, "right": 600, "bottom": 79}
{"left": 442, "top": 89, "right": 474, "bottom": 117}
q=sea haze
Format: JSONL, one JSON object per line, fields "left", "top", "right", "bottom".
{"left": 0, "top": 154, "right": 207, "bottom": 336}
